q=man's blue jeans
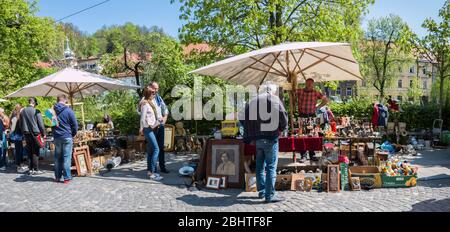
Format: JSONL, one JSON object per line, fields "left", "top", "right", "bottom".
{"left": 54, "top": 138, "right": 74, "bottom": 181}
{"left": 255, "top": 139, "right": 279, "bottom": 201}
{"left": 144, "top": 128, "right": 160, "bottom": 173}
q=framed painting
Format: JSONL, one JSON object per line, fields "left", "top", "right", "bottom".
{"left": 73, "top": 146, "right": 93, "bottom": 177}
{"left": 207, "top": 139, "right": 244, "bottom": 189}
{"left": 245, "top": 173, "right": 257, "bottom": 192}
{"left": 206, "top": 176, "right": 221, "bottom": 190}
{"left": 164, "top": 124, "right": 175, "bottom": 152}
{"left": 327, "top": 165, "right": 340, "bottom": 192}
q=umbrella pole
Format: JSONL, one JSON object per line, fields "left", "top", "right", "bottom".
{"left": 69, "top": 94, "right": 74, "bottom": 108}
{"left": 289, "top": 72, "right": 298, "bottom": 135}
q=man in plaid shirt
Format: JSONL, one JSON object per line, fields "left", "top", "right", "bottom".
{"left": 296, "top": 78, "right": 329, "bottom": 162}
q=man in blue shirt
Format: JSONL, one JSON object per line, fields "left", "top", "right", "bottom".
{"left": 52, "top": 94, "right": 78, "bottom": 184}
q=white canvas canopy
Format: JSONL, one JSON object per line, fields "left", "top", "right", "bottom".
{"left": 6, "top": 68, "right": 140, "bottom": 104}
{"left": 190, "top": 42, "right": 362, "bottom": 88}
{"left": 190, "top": 42, "right": 363, "bottom": 132}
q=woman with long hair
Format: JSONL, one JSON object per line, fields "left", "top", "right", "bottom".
{"left": 10, "top": 104, "right": 25, "bottom": 172}
{"left": 139, "top": 87, "right": 163, "bottom": 181}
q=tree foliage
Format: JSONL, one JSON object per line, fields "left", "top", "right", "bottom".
{"left": 173, "top": 0, "right": 373, "bottom": 55}
{"left": 412, "top": 1, "right": 449, "bottom": 119}
{"left": 0, "top": 0, "right": 62, "bottom": 97}
{"left": 360, "top": 14, "right": 414, "bottom": 100}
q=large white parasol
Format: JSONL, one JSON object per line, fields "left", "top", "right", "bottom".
{"left": 6, "top": 68, "right": 140, "bottom": 105}
{"left": 190, "top": 42, "right": 363, "bottom": 131}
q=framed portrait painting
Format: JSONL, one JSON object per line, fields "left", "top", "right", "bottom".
{"left": 207, "top": 139, "right": 244, "bottom": 189}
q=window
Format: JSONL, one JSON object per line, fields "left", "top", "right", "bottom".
{"left": 423, "top": 81, "right": 427, "bottom": 89}
{"left": 410, "top": 80, "right": 414, "bottom": 87}
{"left": 362, "top": 80, "right": 366, "bottom": 87}
{"left": 409, "top": 67, "right": 415, "bottom": 74}
{"left": 346, "top": 87, "right": 353, "bottom": 96}
{"left": 398, "top": 79, "right": 403, "bottom": 88}
{"left": 397, "top": 96, "right": 403, "bottom": 101}
{"left": 336, "top": 87, "right": 341, "bottom": 95}
{"left": 423, "top": 67, "right": 427, "bottom": 75}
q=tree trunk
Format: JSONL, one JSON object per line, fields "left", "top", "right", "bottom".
{"left": 439, "top": 75, "right": 445, "bottom": 119}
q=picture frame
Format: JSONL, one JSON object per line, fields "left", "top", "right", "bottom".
{"left": 73, "top": 146, "right": 93, "bottom": 177}
{"left": 206, "top": 176, "right": 221, "bottom": 190}
{"left": 218, "top": 176, "right": 228, "bottom": 189}
{"left": 164, "top": 124, "right": 175, "bottom": 152}
{"left": 351, "top": 177, "right": 361, "bottom": 191}
{"left": 291, "top": 173, "right": 304, "bottom": 191}
{"left": 245, "top": 173, "right": 257, "bottom": 192}
{"left": 207, "top": 139, "right": 244, "bottom": 189}
{"left": 327, "top": 165, "right": 340, "bottom": 192}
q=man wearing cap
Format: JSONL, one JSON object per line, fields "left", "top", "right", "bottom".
{"left": 20, "top": 97, "right": 46, "bottom": 175}
{"left": 296, "top": 78, "right": 329, "bottom": 163}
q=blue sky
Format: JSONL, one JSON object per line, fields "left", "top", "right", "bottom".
{"left": 36, "top": 0, "right": 445, "bottom": 39}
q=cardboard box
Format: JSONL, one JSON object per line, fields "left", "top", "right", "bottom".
{"left": 381, "top": 174, "right": 418, "bottom": 188}
{"left": 349, "top": 166, "right": 382, "bottom": 188}
{"left": 275, "top": 174, "right": 292, "bottom": 191}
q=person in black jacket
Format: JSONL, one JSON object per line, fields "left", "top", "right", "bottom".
{"left": 239, "top": 81, "right": 288, "bottom": 203}
{"left": 20, "top": 97, "right": 46, "bottom": 175}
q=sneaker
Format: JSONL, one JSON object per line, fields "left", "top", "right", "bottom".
{"left": 32, "top": 170, "right": 45, "bottom": 175}
{"left": 63, "top": 180, "right": 70, "bottom": 184}
{"left": 265, "top": 196, "right": 285, "bottom": 204}
{"left": 27, "top": 170, "right": 35, "bottom": 176}
{"left": 258, "top": 192, "right": 265, "bottom": 199}
{"left": 150, "top": 174, "right": 164, "bottom": 181}
{"left": 153, "top": 173, "right": 161, "bottom": 177}
{"left": 0, "top": 166, "right": 6, "bottom": 171}
{"left": 299, "top": 157, "right": 307, "bottom": 163}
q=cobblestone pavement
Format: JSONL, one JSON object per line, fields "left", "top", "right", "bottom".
{"left": 1, "top": 149, "right": 449, "bottom": 212}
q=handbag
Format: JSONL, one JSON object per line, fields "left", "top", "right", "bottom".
{"left": 35, "top": 133, "right": 45, "bottom": 148}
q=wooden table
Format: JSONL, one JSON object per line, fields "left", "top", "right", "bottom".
{"left": 323, "top": 136, "right": 383, "bottom": 157}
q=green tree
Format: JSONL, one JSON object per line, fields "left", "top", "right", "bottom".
{"left": 0, "top": 0, "right": 63, "bottom": 98}
{"left": 173, "top": 0, "right": 373, "bottom": 54}
{"left": 360, "top": 14, "right": 414, "bottom": 100}
{"left": 143, "top": 33, "right": 190, "bottom": 101}
{"left": 412, "top": 1, "right": 449, "bottom": 119}
{"left": 407, "top": 76, "right": 423, "bottom": 103}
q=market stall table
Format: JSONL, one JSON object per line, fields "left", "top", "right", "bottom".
{"left": 324, "top": 136, "right": 383, "bottom": 157}
{"left": 244, "top": 136, "right": 323, "bottom": 162}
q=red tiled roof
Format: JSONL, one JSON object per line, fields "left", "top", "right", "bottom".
{"left": 183, "top": 43, "right": 213, "bottom": 55}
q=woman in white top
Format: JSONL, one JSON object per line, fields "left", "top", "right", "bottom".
{"left": 139, "top": 87, "right": 163, "bottom": 181}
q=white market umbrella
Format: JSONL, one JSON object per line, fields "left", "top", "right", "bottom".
{"left": 190, "top": 42, "right": 363, "bottom": 132}
{"left": 6, "top": 68, "right": 140, "bottom": 105}
{"left": 191, "top": 42, "right": 362, "bottom": 87}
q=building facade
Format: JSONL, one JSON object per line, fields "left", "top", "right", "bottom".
{"left": 358, "top": 58, "right": 436, "bottom": 102}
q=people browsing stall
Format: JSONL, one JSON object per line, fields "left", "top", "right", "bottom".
{"left": 296, "top": 78, "right": 329, "bottom": 163}
{"left": 0, "top": 108, "right": 10, "bottom": 171}
{"left": 20, "top": 97, "right": 46, "bottom": 175}
{"left": 139, "top": 87, "right": 163, "bottom": 181}
{"left": 10, "top": 104, "right": 26, "bottom": 172}
{"left": 52, "top": 94, "right": 78, "bottom": 184}
{"left": 239, "top": 81, "right": 288, "bottom": 203}
{"left": 149, "top": 81, "right": 170, "bottom": 174}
